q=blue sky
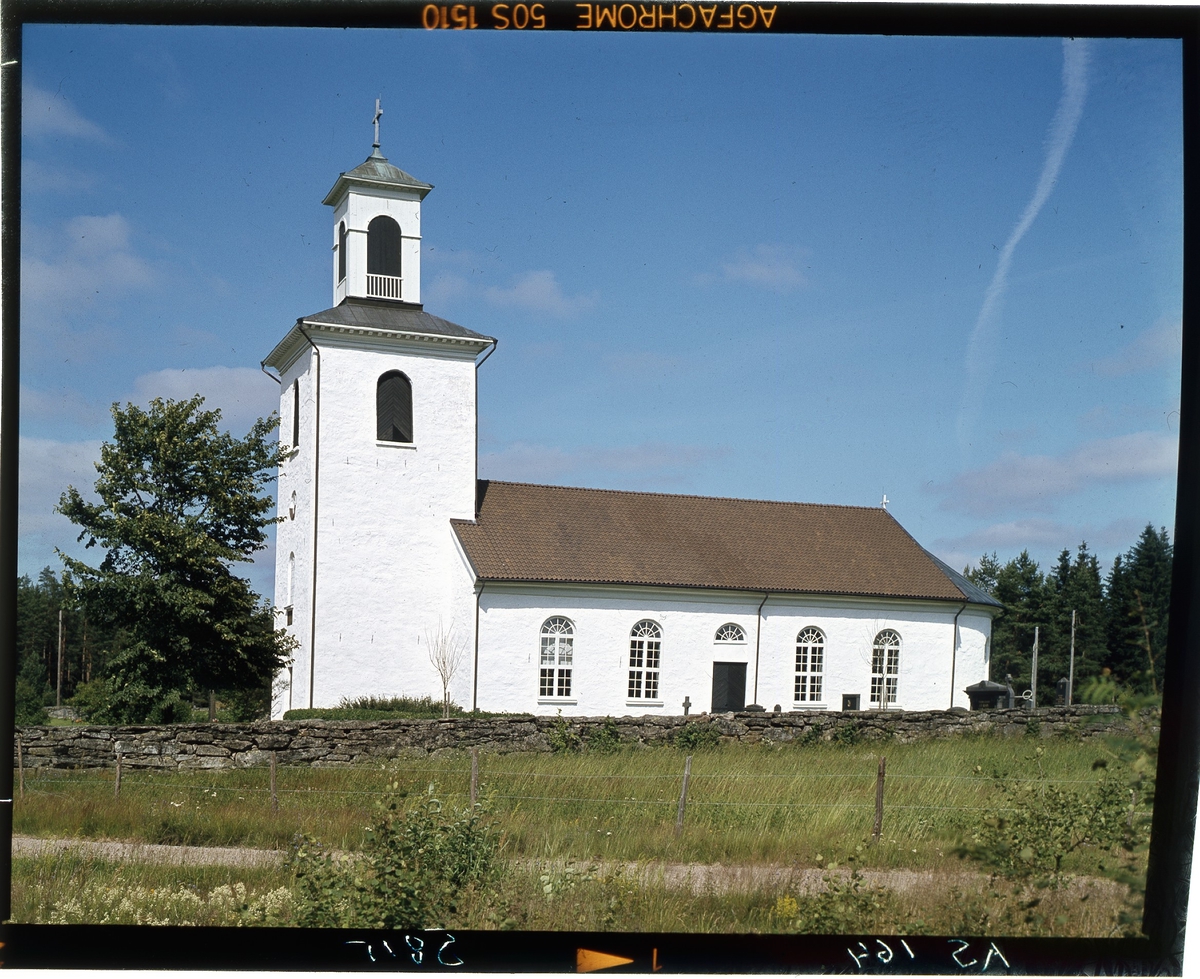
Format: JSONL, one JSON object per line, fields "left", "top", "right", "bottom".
{"left": 18, "top": 26, "right": 1183, "bottom": 597}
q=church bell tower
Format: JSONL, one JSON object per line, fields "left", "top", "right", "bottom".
{"left": 263, "top": 103, "right": 495, "bottom": 717}
{"left": 325, "top": 100, "right": 430, "bottom": 306}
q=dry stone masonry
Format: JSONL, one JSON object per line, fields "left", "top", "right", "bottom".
{"left": 13, "top": 705, "right": 1144, "bottom": 771}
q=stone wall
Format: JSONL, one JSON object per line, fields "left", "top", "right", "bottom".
{"left": 12, "top": 705, "right": 1143, "bottom": 772}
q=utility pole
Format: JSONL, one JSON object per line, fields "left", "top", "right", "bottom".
{"left": 1030, "top": 626, "right": 1039, "bottom": 708}
{"left": 56, "top": 608, "right": 64, "bottom": 708}
{"left": 1068, "top": 610, "right": 1077, "bottom": 706}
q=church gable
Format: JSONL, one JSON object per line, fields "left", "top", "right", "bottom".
{"left": 452, "top": 480, "right": 997, "bottom": 606}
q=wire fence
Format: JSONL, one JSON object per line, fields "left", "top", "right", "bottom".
{"left": 15, "top": 748, "right": 1115, "bottom": 829}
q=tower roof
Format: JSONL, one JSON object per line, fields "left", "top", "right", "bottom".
{"left": 322, "top": 149, "right": 433, "bottom": 206}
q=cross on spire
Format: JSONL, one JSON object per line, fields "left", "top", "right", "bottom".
{"left": 373, "top": 98, "right": 383, "bottom": 150}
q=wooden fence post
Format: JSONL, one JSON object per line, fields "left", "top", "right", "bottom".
{"left": 17, "top": 735, "right": 24, "bottom": 800}
{"left": 114, "top": 748, "right": 122, "bottom": 799}
{"left": 270, "top": 751, "right": 279, "bottom": 813}
{"left": 675, "top": 754, "right": 693, "bottom": 837}
{"left": 872, "top": 755, "right": 886, "bottom": 842}
{"left": 470, "top": 747, "right": 479, "bottom": 808}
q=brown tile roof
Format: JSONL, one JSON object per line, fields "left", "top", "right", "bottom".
{"left": 451, "top": 481, "right": 998, "bottom": 606}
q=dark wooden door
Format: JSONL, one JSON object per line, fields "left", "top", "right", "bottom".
{"left": 711, "top": 662, "right": 747, "bottom": 712}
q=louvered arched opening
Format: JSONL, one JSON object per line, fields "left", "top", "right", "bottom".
{"left": 337, "top": 221, "right": 347, "bottom": 282}
{"left": 367, "top": 216, "right": 402, "bottom": 298}
{"left": 377, "top": 371, "right": 413, "bottom": 443}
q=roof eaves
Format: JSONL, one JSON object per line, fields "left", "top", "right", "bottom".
{"left": 323, "top": 172, "right": 434, "bottom": 206}
{"left": 300, "top": 319, "right": 495, "bottom": 350}
{"left": 456, "top": 570, "right": 994, "bottom": 606}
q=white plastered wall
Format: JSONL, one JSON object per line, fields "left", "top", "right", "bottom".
{"left": 472, "top": 583, "right": 997, "bottom": 716}
{"left": 271, "top": 331, "right": 478, "bottom": 716}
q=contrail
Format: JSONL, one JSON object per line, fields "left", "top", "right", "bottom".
{"left": 957, "top": 39, "right": 1091, "bottom": 455}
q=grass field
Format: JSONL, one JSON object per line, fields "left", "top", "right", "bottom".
{"left": 11, "top": 733, "right": 1151, "bottom": 934}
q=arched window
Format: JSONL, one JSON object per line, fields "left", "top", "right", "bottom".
{"left": 871, "top": 630, "right": 901, "bottom": 706}
{"left": 377, "top": 371, "right": 413, "bottom": 443}
{"left": 289, "top": 490, "right": 297, "bottom": 521}
{"left": 337, "top": 221, "right": 347, "bottom": 282}
{"left": 715, "top": 623, "right": 746, "bottom": 643}
{"left": 367, "top": 215, "right": 401, "bottom": 276}
{"left": 628, "top": 620, "right": 662, "bottom": 699}
{"left": 291, "top": 381, "right": 300, "bottom": 450}
{"left": 539, "top": 617, "right": 574, "bottom": 698}
{"left": 285, "top": 552, "right": 295, "bottom": 626}
{"left": 795, "top": 627, "right": 825, "bottom": 702}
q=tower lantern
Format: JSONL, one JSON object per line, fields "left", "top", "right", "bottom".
{"left": 322, "top": 101, "right": 432, "bottom": 306}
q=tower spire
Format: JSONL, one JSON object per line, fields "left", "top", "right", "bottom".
{"left": 371, "top": 98, "right": 384, "bottom": 158}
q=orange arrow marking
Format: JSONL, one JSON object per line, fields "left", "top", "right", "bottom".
{"left": 577, "top": 949, "right": 635, "bottom": 973}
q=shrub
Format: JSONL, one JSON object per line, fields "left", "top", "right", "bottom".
{"left": 586, "top": 718, "right": 622, "bottom": 754}
{"left": 832, "top": 721, "right": 861, "bottom": 746}
{"left": 674, "top": 723, "right": 721, "bottom": 750}
{"left": 956, "top": 748, "right": 1130, "bottom": 881}
{"left": 68, "top": 678, "right": 115, "bottom": 724}
{"left": 546, "top": 712, "right": 583, "bottom": 753}
{"left": 769, "top": 855, "right": 892, "bottom": 933}
{"left": 223, "top": 685, "right": 272, "bottom": 722}
{"left": 291, "top": 783, "right": 499, "bottom": 930}
{"left": 283, "top": 696, "right": 520, "bottom": 722}
{"left": 16, "top": 656, "right": 49, "bottom": 726}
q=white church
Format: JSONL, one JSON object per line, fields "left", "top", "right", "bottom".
{"left": 264, "top": 123, "right": 1001, "bottom": 720}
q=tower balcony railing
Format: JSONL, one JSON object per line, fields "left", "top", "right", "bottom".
{"left": 367, "top": 273, "right": 403, "bottom": 299}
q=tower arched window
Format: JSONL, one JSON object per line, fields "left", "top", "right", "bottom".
{"left": 337, "top": 221, "right": 347, "bottom": 283}
{"left": 539, "top": 616, "right": 574, "bottom": 698}
{"left": 285, "top": 552, "right": 295, "bottom": 626}
{"left": 871, "top": 630, "right": 901, "bottom": 706}
{"left": 628, "top": 620, "right": 662, "bottom": 700}
{"left": 291, "top": 381, "right": 300, "bottom": 450}
{"left": 795, "top": 627, "right": 825, "bottom": 703}
{"left": 367, "top": 215, "right": 402, "bottom": 298}
{"left": 377, "top": 371, "right": 413, "bottom": 443}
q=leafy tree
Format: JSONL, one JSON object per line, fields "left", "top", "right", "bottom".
{"left": 56, "top": 396, "right": 294, "bottom": 723}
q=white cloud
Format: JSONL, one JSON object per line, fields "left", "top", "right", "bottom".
{"left": 481, "top": 441, "right": 722, "bottom": 487}
{"left": 132, "top": 366, "right": 280, "bottom": 435}
{"left": 1090, "top": 316, "right": 1183, "bottom": 377}
{"left": 484, "top": 271, "right": 597, "bottom": 317}
{"left": 23, "top": 83, "right": 110, "bottom": 142}
{"left": 932, "top": 431, "right": 1178, "bottom": 517}
{"left": 931, "top": 515, "right": 1148, "bottom": 574}
{"left": 424, "top": 271, "right": 472, "bottom": 306}
{"left": 21, "top": 159, "right": 98, "bottom": 194}
{"left": 20, "top": 384, "right": 107, "bottom": 428}
{"left": 22, "top": 214, "right": 154, "bottom": 317}
{"left": 18, "top": 436, "right": 102, "bottom": 539}
{"left": 717, "top": 244, "right": 809, "bottom": 292}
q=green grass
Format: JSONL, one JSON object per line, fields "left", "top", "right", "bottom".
{"left": 9, "top": 850, "right": 1132, "bottom": 937}
{"left": 14, "top": 735, "right": 1142, "bottom": 876}
{"left": 11, "top": 852, "right": 295, "bottom": 926}
{"left": 11, "top": 733, "right": 1148, "bottom": 935}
